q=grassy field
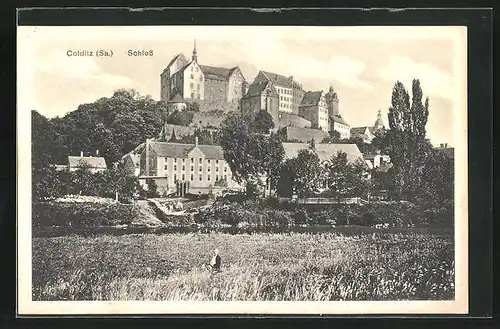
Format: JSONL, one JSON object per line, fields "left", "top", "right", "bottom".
{"left": 32, "top": 230, "right": 454, "bottom": 301}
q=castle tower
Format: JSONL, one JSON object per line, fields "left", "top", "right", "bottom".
{"left": 373, "top": 109, "right": 385, "bottom": 132}
{"left": 192, "top": 39, "right": 198, "bottom": 63}
{"left": 325, "top": 85, "right": 339, "bottom": 117}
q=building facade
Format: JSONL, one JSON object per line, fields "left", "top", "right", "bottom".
{"left": 253, "top": 71, "right": 305, "bottom": 114}
{"left": 67, "top": 153, "right": 107, "bottom": 173}
{"left": 240, "top": 80, "right": 280, "bottom": 129}
{"left": 325, "top": 86, "right": 351, "bottom": 139}
{"left": 160, "top": 41, "right": 247, "bottom": 104}
{"left": 298, "top": 91, "right": 329, "bottom": 132}
{"left": 139, "top": 138, "right": 241, "bottom": 195}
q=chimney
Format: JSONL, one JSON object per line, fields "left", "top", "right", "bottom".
{"left": 80, "top": 151, "right": 83, "bottom": 157}
{"left": 195, "top": 136, "right": 199, "bottom": 147}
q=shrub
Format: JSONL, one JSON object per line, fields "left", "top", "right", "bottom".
{"left": 32, "top": 201, "right": 136, "bottom": 228}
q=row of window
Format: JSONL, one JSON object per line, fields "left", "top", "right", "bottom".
{"left": 172, "top": 158, "right": 223, "bottom": 164}
{"left": 173, "top": 173, "right": 229, "bottom": 182}
{"left": 277, "top": 87, "right": 292, "bottom": 95}
{"left": 280, "top": 96, "right": 292, "bottom": 102}
{"left": 166, "top": 165, "right": 228, "bottom": 173}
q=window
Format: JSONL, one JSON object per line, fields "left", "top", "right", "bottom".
{"left": 216, "top": 175, "right": 219, "bottom": 182}
{"left": 196, "top": 67, "right": 199, "bottom": 72}
{"left": 182, "top": 158, "right": 185, "bottom": 163}
{"left": 190, "top": 83, "right": 194, "bottom": 88}
{"left": 199, "top": 76, "right": 202, "bottom": 81}
{"left": 191, "top": 166, "right": 194, "bottom": 172}
{"left": 174, "top": 165, "right": 177, "bottom": 171}
{"left": 208, "top": 175, "right": 211, "bottom": 181}
{"left": 174, "top": 158, "right": 177, "bottom": 163}
{"left": 197, "top": 84, "right": 200, "bottom": 90}
{"left": 182, "top": 174, "right": 185, "bottom": 181}
{"left": 224, "top": 167, "right": 227, "bottom": 172}
{"left": 199, "top": 158, "right": 202, "bottom": 163}
{"left": 208, "top": 167, "right": 211, "bottom": 172}
{"left": 224, "top": 175, "right": 227, "bottom": 181}
{"left": 216, "top": 167, "right": 219, "bottom": 172}
{"left": 199, "top": 174, "right": 202, "bottom": 181}
{"left": 182, "top": 165, "right": 185, "bottom": 171}
{"left": 164, "top": 165, "right": 168, "bottom": 170}
{"left": 174, "top": 174, "right": 177, "bottom": 181}
{"left": 199, "top": 166, "right": 202, "bottom": 172}
{"left": 191, "top": 92, "right": 195, "bottom": 99}
{"left": 191, "top": 74, "right": 194, "bottom": 79}
{"left": 207, "top": 159, "right": 211, "bottom": 164}
{"left": 216, "top": 160, "right": 219, "bottom": 164}
{"left": 191, "top": 174, "right": 194, "bottom": 181}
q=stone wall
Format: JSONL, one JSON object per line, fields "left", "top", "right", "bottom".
{"left": 279, "top": 126, "right": 329, "bottom": 143}
{"left": 190, "top": 112, "right": 226, "bottom": 129}
{"left": 278, "top": 112, "right": 311, "bottom": 129}
{"left": 185, "top": 98, "right": 241, "bottom": 113}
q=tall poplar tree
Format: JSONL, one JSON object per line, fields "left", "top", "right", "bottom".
{"left": 386, "top": 79, "right": 430, "bottom": 199}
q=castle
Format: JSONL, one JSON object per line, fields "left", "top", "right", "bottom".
{"left": 160, "top": 41, "right": 385, "bottom": 143}
{"left": 160, "top": 40, "right": 248, "bottom": 106}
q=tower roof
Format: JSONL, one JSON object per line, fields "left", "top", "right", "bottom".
{"left": 373, "top": 109, "right": 385, "bottom": 128}
{"left": 192, "top": 39, "right": 198, "bottom": 62}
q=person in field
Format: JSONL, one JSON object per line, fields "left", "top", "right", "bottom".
{"left": 207, "top": 248, "right": 221, "bottom": 272}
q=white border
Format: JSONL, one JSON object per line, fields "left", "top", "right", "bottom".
{"left": 16, "top": 25, "right": 468, "bottom": 315}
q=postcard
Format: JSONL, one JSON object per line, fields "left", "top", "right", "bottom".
{"left": 17, "top": 24, "right": 468, "bottom": 315}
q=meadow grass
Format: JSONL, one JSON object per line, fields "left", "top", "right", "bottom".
{"left": 32, "top": 230, "right": 454, "bottom": 301}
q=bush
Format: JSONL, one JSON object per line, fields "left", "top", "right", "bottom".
{"left": 193, "top": 200, "right": 454, "bottom": 231}
{"left": 32, "top": 201, "right": 136, "bottom": 228}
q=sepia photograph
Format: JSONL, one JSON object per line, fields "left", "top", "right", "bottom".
{"left": 17, "top": 24, "right": 468, "bottom": 315}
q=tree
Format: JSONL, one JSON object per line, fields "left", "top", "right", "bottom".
{"left": 322, "top": 129, "right": 341, "bottom": 143}
{"left": 175, "top": 129, "right": 218, "bottom": 145}
{"left": 70, "top": 161, "right": 99, "bottom": 196}
{"left": 386, "top": 79, "right": 430, "bottom": 200}
{"left": 32, "top": 166, "right": 65, "bottom": 201}
{"left": 43, "top": 89, "right": 167, "bottom": 167}
{"left": 167, "top": 110, "right": 194, "bottom": 126}
{"left": 219, "top": 112, "right": 284, "bottom": 197}
{"left": 325, "top": 151, "right": 369, "bottom": 202}
{"left": 418, "top": 147, "right": 454, "bottom": 204}
{"left": 145, "top": 179, "right": 159, "bottom": 198}
{"left": 281, "top": 149, "right": 324, "bottom": 198}
{"left": 250, "top": 110, "right": 275, "bottom": 134}
{"left": 32, "top": 110, "right": 55, "bottom": 168}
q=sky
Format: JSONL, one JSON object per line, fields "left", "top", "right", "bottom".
{"left": 17, "top": 26, "right": 467, "bottom": 146}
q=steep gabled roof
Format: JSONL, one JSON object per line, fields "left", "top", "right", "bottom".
{"left": 331, "top": 114, "right": 349, "bottom": 126}
{"left": 299, "top": 91, "right": 323, "bottom": 107}
{"left": 282, "top": 142, "right": 364, "bottom": 165}
{"left": 243, "top": 81, "right": 278, "bottom": 98}
{"left": 200, "top": 65, "right": 232, "bottom": 81}
{"left": 350, "top": 126, "right": 372, "bottom": 135}
{"left": 148, "top": 142, "right": 225, "bottom": 160}
{"left": 260, "top": 71, "right": 293, "bottom": 88}
{"left": 163, "top": 53, "right": 188, "bottom": 74}
{"left": 68, "top": 156, "right": 107, "bottom": 169}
